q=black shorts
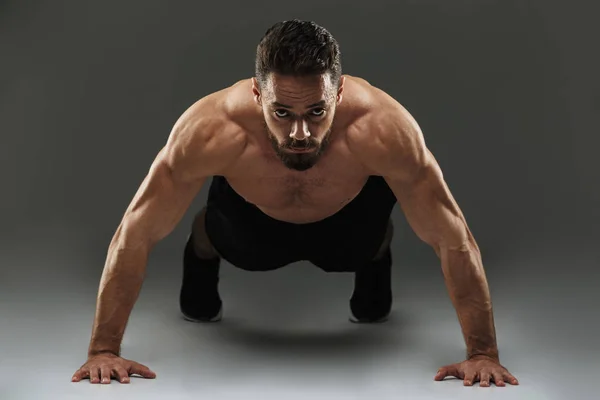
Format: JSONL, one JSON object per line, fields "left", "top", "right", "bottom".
{"left": 204, "top": 175, "right": 397, "bottom": 273}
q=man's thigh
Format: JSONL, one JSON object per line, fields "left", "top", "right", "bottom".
{"left": 203, "top": 204, "right": 304, "bottom": 272}
{"left": 308, "top": 218, "right": 394, "bottom": 273}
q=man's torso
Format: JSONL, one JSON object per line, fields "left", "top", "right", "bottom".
{"left": 182, "top": 76, "right": 398, "bottom": 224}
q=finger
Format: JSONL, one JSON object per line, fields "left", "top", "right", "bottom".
{"left": 100, "top": 366, "right": 112, "bottom": 384}
{"left": 129, "top": 362, "right": 157, "bottom": 379}
{"left": 89, "top": 367, "right": 101, "bottom": 384}
{"left": 492, "top": 371, "right": 506, "bottom": 387}
{"left": 503, "top": 372, "right": 519, "bottom": 385}
{"left": 479, "top": 371, "right": 491, "bottom": 387}
{"left": 434, "top": 367, "right": 449, "bottom": 381}
{"left": 464, "top": 371, "right": 477, "bottom": 386}
{"left": 112, "top": 366, "right": 130, "bottom": 384}
{"left": 72, "top": 368, "right": 89, "bottom": 382}
{"left": 435, "top": 365, "right": 461, "bottom": 381}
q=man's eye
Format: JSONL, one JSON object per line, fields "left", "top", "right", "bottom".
{"left": 274, "top": 109, "right": 289, "bottom": 118}
{"left": 310, "top": 108, "right": 325, "bottom": 116}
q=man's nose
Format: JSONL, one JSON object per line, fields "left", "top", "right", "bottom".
{"left": 289, "top": 119, "right": 311, "bottom": 141}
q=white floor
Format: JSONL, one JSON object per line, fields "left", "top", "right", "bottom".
{"left": 0, "top": 242, "right": 597, "bottom": 400}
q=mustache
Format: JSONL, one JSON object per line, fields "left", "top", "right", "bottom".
{"left": 283, "top": 138, "right": 318, "bottom": 149}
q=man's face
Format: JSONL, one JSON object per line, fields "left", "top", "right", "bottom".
{"left": 253, "top": 73, "right": 344, "bottom": 171}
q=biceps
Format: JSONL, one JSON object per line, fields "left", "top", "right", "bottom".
{"left": 390, "top": 165, "right": 469, "bottom": 250}
{"left": 118, "top": 160, "right": 204, "bottom": 250}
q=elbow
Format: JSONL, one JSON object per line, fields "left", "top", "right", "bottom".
{"left": 109, "top": 218, "right": 154, "bottom": 255}
{"left": 434, "top": 223, "right": 477, "bottom": 257}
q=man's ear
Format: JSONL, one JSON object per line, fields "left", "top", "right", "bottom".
{"left": 336, "top": 75, "right": 346, "bottom": 104}
{"left": 251, "top": 78, "right": 262, "bottom": 105}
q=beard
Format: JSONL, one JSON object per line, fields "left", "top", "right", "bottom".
{"left": 265, "top": 122, "right": 332, "bottom": 171}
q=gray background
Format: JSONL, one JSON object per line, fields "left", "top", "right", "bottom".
{"left": 1, "top": 1, "right": 598, "bottom": 399}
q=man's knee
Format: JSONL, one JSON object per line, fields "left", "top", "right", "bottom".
{"left": 373, "top": 219, "right": 394, "bottom": 260}
{"left": 191, "top": 207, "right": 219, "bottom": 259}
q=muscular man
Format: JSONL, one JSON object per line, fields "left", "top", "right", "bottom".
{"left": 71, "top": 20, "right": 518, "bottom": 388}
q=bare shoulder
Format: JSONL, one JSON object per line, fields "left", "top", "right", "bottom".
{"left": 343, "top": 76, "right": 430, "bottom": 181}
{"left": 160, "top": 82, "right": 251, "bottom": 181}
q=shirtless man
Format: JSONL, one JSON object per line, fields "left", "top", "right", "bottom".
{"left": 71, "top": 20, "right": 519, "bottom": 388}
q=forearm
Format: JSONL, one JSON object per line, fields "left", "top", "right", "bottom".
{"left": 88, "top": 231, "right": 149, "bottom": 357}
{"left": 439, "top": 238, "right": 499, "bottom": 361}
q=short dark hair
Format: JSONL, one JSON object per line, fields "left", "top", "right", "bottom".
{"left": 255, "top": 20, "right": 342, "bottom": 88}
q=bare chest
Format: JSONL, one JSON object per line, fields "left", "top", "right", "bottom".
{"left": 224, "top": 146, "right": 370, "bottom": 223}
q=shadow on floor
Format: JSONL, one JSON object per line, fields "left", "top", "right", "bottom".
{"left": 180, "top": 310, "right": 410, "bottom": 364}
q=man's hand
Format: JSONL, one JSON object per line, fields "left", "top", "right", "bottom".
{"left": 72, "top": 353, "right": 156, "bottom": 384}
{"left": 434, "top": 356, "right": 519, "bottom": 387}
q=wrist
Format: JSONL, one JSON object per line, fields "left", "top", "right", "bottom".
{"left": 88, "top": 343, "right": 120, "bottom": 358}
{"left": 468, "top": 352, "right": 499, "bottom": 362}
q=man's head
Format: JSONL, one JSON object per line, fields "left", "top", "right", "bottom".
{"left": 253, "top": 20, "right": 344, "bottom": 171}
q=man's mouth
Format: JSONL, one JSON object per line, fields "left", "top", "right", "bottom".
{"left": 286, "top": 146, "right": 314, "bottom": 153}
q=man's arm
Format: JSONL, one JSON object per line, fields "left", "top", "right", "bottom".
{"left": 388, "top": 153, "right": 499, "bottom": 361}
{"left": 87, "top": 100, "right": 247, "bottom": 358}
{"left": 348, "top": 102, "right": 498, "bottom": 361}
{"left": 88, "top": 152, "right": 203, "bottom": 356}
